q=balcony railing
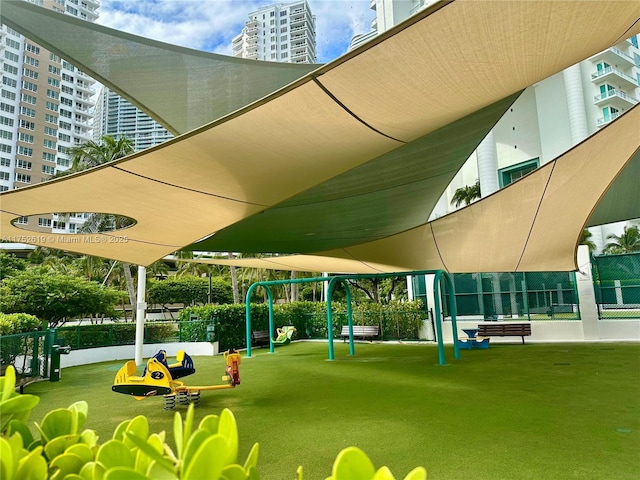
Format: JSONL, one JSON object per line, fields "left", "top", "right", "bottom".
{"left": 596, "top": 111, "right": 621, "bottom": 127}
{"left": 593, "top": 89, "right": 639, "bottom": 106}
{"left": 591, "top": 66, "right": 638, "bottom": 87}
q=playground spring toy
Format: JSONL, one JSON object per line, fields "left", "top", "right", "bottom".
{"left": 273, "top": 325, "right": 296, "bottom": 345}
{"left": 112, "top": 349, "right": 241, "bottom": 410}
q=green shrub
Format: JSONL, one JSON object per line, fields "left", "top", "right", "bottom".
{"left": 0, "top": 313, "right": 41, "bottom": 336}
{"left": 0, "top": 365, "right": 426, "bottom": 480}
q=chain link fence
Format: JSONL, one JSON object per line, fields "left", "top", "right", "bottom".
{"left": 440, "top": 271, "right": 579, "bottom": 320}
{"left": 0, "top": 330, "right": 54, "bottom": 378}
{"left": 592, "top": 252, "right": 640, "bottom": 319}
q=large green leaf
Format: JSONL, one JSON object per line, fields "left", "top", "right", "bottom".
{"left": 96, "top": 440, "right": 134, "bottom": 470}
{"left": 147, "top": 461, "right": 179, "bottom": 480}
{"left": 112, "top": 419, "right": 131, "bottom": 442}
{"left": 183, "top": 434, "right": 228, "bottom": 480}
{"left": 180, "top": 429, "right": 211, "bottom": 477}
{"left": 220, "top": 464, "right": 247, "bottom": 480}
{"left": 182, "top": 404, "right": 194, "bottom": 455}
{"left": 0, "top": 436, "right": 15, "bottom": 480}
{"left": 124, "top": 432, "right": 174, "bottom": 473}
{"left": 6, "top": 420, "right": 34, "bottom": 447}
{"left": 198, "top": 415, "right": 219, "bottom": 434}
{"left": 1, "top": 365, "right": 16, "bottom": 401}
{"left": 80, "top": 429, "right": 98, "bottom": 448}
{"left": 402, "top": 467, "right": 427, "bottom": 480}
{"left": 371, "top": 466, "right": 396, "bottom": 480}
{"left": 218, "top": 409, "right": 238, "bottom": 464}
{"left": 65, "top": 443, "right": 94, "bottom": 464}
{"left": 37, "top": 409, "right": 74, "bottom": 442}
{"left": 78, "top": 461, "right": 106, "bottom": 480}
{"left": 103, "top": 466, "right": 150, "bottom": 480}
{"left": 49, "top": 452, "right": 85, "bottom": 479}
{"left": 243, "top": 443, "right": 259, "bottom": 471}
{"left": 330, "top": 447, "right": 376, "bottom": 480}
{"left": 122, "top": 416, "right": 149, "bottom": 450}
{"left": 172, "top": 411, "right": 183, "bottom": 459}
{"left": 14, "top": 446, "right": 47, "bottom": 480}
{"left": 44, "top": 434, "right": 80, "bottom": 461}
{"left": 68, "top": 401, "right": 89, "bottom": 433}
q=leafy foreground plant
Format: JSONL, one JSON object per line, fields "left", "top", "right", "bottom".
{"left": 0, "top": 366, "right": 426, "bottom": 480}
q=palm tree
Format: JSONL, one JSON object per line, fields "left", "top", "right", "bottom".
{"left": 450, "top": 180, "right": 481, "bottom": 207}
{"left": 603, "top": 225, "right": 640, "bottom": 254}
{"left": 579, "top": 228, "right": 597, "bottom": 253}
{"left": 68, "top": 136, "right": 138, "bottom": 314}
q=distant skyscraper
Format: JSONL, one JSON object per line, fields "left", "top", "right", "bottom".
{"left": 0, "top": 0, "right": 100, "bottom": 234}
{"left": 93, "top": 88, "right": 173, "bottom": 152}
{"left": 232, "top": 1, "right": 317, "bottom": 63}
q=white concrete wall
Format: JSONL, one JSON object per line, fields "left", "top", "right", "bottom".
{"left": 60, "top": 342, "right": 218, "bottom": 368}
{"left": 442, "top": 319, "right": 639, "bottom": 344}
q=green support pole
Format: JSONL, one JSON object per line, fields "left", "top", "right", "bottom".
{"left": 326, "top": 278, "right": 336, "bottom": 361}
{"left": 266, "top": 286, "right": 275, "bottom": 353}
{"left": 344, "top": 280, "right": 354, "bottom": 356}
{"left": 245, "top": 283, "right": 258, "bottom": 357}
{"left": 433, "top": 272, "right": 446, "bottom": 366}
{"left": 444, "top": 271, "right": 460, "bottom": 360}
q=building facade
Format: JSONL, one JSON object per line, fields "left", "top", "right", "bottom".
{"left": 0, "top": 0, "right": 100, "bottom": 234}
{"left": 232, "top": 1, "right": 317, "bottom": 63}
{"left": 93, "top": 88, "right": 174, "bottom": 152}
{"left": 358, "top": 0, "right": 640, "bottom": 253}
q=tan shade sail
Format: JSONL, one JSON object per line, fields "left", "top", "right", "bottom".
{"left": 185, "top": 106, "right": 640, "bottom": 274}
{"left": 1, "top": 1, "right": 639, "bottom": 272}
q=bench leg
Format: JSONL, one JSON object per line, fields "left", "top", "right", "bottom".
{"left": 521, "top": 336, "right": 525, "bottom": 345}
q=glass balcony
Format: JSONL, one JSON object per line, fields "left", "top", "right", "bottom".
{"left": 591, "top": 66, "right": 639, "bottom": 90}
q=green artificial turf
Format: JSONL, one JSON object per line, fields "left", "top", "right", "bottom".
{"left": 24, "top": 341, "right": 640, "bottom": 480}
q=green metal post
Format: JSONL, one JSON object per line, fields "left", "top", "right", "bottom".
{"left": 433, "top": 271, "right": 446, "bottom": 365}
{"left": 326, "top": 278, "right": 336, "bottom": 360}
{"left": 245, "top": 283, "right": 258, "bottom": 357}
{"left": 344, "top": 280, "right": 354, "bottom": 356}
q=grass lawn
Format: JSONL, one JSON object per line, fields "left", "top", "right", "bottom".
{"left": 25, "top": 341, "right": 640, "bottom": 480}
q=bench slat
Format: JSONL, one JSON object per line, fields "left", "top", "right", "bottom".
{"left": 477, "top": 323, "right": 531, "bottom": 344}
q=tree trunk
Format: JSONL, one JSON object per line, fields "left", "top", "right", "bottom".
{"left": 229, "top": 252, "right": 240, "bottom": 303}
{"left": 122, "top": 262, "right": 137, "bottom": 321}
{"left": 290, "top": 270, "right": 298, "bottom": 302}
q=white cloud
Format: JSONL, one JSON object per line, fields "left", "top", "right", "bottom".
{"left": 96, "top": 0, "right": 375, "bottom": 62}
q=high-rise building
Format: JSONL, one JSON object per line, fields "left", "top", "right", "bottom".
{"left": 232, "top": 1, "right": 317, "bottom": 64}
{"left": 93, "top": 88, "right": 174, "bottom": 152}
{"left": 356, "top": 0, "right": 640, "bottom": 253}
{"left": 0, "top": 0, "right": 100, "bottom": 234}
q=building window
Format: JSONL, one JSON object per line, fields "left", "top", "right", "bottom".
{"left": 15, "top": 173, "right": 31, "bottom": 184}
{"left": 498, "top": 158, "right": 539, "bottom": 188}
{"left": 15, "top": 217, "right": 28, "bottom": 225}
{"left": 38, "top": 218, "right": 52, "bottom": 227}
{"left": 17, "top": 159, "right": 32, "bottom": 170}
{"left": 18, "top": 133, "right": 34, "bottom": 144}
{"left": 0, "top": 171, "right": 10, "bottom": 181}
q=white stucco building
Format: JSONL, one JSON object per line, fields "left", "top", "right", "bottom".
{"left": 232, "top": 1, "right": 317, "bottom": 64}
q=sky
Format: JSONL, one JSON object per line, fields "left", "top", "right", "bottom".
{"left": 96, "top": 0, "right": 376, "bottom": 63}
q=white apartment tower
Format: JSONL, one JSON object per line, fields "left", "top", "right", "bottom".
{"left": 93, "top": 88, "right": 174, "bottom": 152}
{"left": 232, "top": 1, "right": 317, "bottom": 64}
{"left": 358, "top": 0, "right": 640, "bottom": 253}
{"left": 0, "top": 0, "right": 100, "bottom": 234}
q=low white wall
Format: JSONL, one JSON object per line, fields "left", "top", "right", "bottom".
{"left": 441, "top": 319, "right": 640, "bottom": 343}
{"left": 60, "top": 342, "right": 218, "bottom": 368}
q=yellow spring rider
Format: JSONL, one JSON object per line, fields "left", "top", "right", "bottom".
{"left": 112, "top": 349, "right": 241, "bottom": 410}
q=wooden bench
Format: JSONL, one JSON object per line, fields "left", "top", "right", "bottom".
{"left": 251, "top": 330, "right": 271, "bottom": 348}
{"left": 477, "top": 323, "right": 531, "bottom": 344}
{"left": 341, "top": 325, "right": 380, "bottom": 342}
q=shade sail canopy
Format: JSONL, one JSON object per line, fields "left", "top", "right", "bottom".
{"left": 2, "top": 0, "right": 320, "bottom": 135}
{"left": 1, "top": 0, "right": 639, "bottom": 273}
{"left": 183, "top": 106, "right": 640, "bottom": 273}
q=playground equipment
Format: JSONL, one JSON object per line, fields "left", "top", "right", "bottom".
{"left": 112, "top": 349, "right": 241, "bottom": 410}
{"left": 273, "top": 325, "right": 296, "bottom": 345}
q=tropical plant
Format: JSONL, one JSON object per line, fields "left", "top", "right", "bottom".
{"left": 67, "top": 136, "right": 138, "bottom": 313}
{"left": 603, "top": 225, "right": 640, "bottom": 254}
{"left": 579, "top": 228, "right": 597, "bottom": 253}
{"left": 450, "top": 179, "right": 481, "bottom": 207}
{"left": 0, "top": 268, "right": 124, "bottom": 328}
{"left": 0, "top": 366, "right": 426, "bottom": 480}
{"left": 0, "top": 251, "right": 27, "bottom": 280}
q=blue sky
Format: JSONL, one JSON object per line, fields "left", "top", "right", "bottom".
{"left": 96, "top": 0, "right": 376, "bottom": 63}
